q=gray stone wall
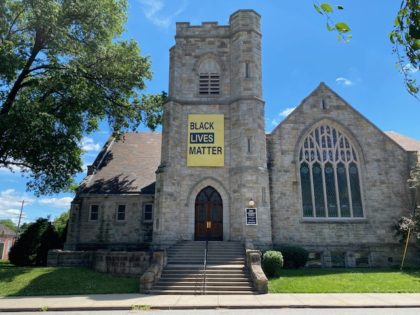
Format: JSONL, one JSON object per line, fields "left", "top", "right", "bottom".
{"left": 65, "top": 194, "right": 154, "bottom": 250}
{"left": 267, "top": 83, "right": 420, "bottom": 266}
{"left": 154, "top": 10, "right": 272, "bottom": 247}
{"left": 48, "top": 249, "right": 160, "bottom": 276}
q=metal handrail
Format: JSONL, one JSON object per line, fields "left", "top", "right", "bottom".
{"left": 203, "top": 240, "right": 208, "bottom": 294}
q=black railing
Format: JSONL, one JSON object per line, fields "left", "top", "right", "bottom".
{"left": 203, "top": 240, "right": 208, "bottom": 294}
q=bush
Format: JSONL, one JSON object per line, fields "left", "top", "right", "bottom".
{"left": 262, "top": 250, "right": 283, "bottom": 277}
{"left": 9, "top": 218, "right": 62, "bottom": 266}
{"left": 276, "top": 246, "right": 309, "bottom": 269}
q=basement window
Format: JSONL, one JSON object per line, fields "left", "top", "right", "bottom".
{"left": 355, "top": 252, "right": 370, "bottom": 267}
{"left": 306, "top": 252, "right": 322, "bottom": 268}
{"left": 199, "top": 73, "right": 220, "bottom": 95}
{"left": 331, "top": 251, "right": 346, "bottom": 267}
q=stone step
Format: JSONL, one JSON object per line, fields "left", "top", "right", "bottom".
{"left": 207, "top": 257, "right": 245, "bottom": 260}
{"left": 151, "top": 241, "right": 253, "bottom": 295}
{"left": 148, "top": 290, "right": 255, "bottom": 295}
{"left": 157, "top": 280, "right": 251, "bottom": 288}
{"left": 163, "top": 266, "right": 247, "bottom": 274}
{"left": 159, "top": 277, "right": 250, "bottom": 282}
{"left": 152, "top": 285, "right": 254, "bottom": 291}
{"left": 161, "top": 271, "right": 249, "bottom": 276}
{"left": 161, "top": 272, "right": 248, "bottom": 278}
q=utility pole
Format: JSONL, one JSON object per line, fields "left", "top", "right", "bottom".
{"left": 15, "top": 200, "right": 24, "bottom": 239}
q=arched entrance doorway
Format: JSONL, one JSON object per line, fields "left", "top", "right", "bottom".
{"left": 195, "top": 186, "right": 223, "bottom": 241}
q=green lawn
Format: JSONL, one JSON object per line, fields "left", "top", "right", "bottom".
{"left": 269, "top": 268, "right": 420, "bottom": 293}
{"left": 0, "top": 261, "right": 138, "bottom": 296}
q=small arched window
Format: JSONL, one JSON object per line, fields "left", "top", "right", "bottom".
{"left": 299, "top": 124, "right": 363, "bottom": 218}
{"left": 198, "top": 59, "right": 220, "bottom": 95}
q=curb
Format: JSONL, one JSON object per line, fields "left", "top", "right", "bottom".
{"left": 2, "top": 304, "right": 420, "bottom": 312}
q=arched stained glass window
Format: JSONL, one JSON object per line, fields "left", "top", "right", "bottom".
{"left": 299, "top": 124, "right": 364, "bottom": 218}
{"left": 300, "top": 163, "right": 313, "bottom": 217}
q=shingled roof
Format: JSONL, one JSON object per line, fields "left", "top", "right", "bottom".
{"left": 78, "top": 133, "right": 162, "bottom": 194}
{"left": 385, "top": 131, "right": 420, "bottom": 152}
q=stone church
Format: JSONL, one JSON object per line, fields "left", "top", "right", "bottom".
{"left": 65, "top": 10, "right": 420, "bottom": 267}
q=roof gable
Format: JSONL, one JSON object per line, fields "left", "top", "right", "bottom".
{"left": 78, "top": 132, "right": 162, "bottom": 195}
{"left": 0, "top": 223, "right": 15, "bottom": 237}
{"left": 270, "top": 82, "right": 407, "bottom": 153}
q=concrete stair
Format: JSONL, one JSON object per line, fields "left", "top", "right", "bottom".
{"left": 150, "top": 241, "right": 255, "bottom": 295}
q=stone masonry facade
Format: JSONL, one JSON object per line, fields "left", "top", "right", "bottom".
{"left": 65, "top": 10, "right": 420, "bottom": 267}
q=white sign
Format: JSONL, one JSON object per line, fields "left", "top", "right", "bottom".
{"left": 245, "top": 208, "right": 258, "bottom": 225}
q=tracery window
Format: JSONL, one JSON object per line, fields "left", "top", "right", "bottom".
{"left": 299, "top": 124, "right": 363, "bottom": 218}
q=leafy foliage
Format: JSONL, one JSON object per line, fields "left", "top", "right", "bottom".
{"left": 314, "top": 1, "right": 419, "bottom": 99}
{"left": 313, "top": 2, "right": 352, "bottom": 42}
{"left": 394, "top": 162, "right": 420, "bottom": 242}
{"left": 52, "top": 210, "right": 69, "bottom": 236}
{"left": 389, "top": 0, "right": 420, "bottom": 98}
{"left": 9, "top": 218, "right": 62, "bottom": 266}
{"left": 262, "top": 250, "right": 283, "bottom": 277}
{"left": 0, "top": 0, "right": 166, "bottom": 195}
{"left": 275, "top": 245, "right": 309, "bottom": 269}
{"left": 53, "top": 210, "right": 69, "bottom": 244}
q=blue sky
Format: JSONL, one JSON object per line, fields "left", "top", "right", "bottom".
{"left": 1, "top": 0, "right": 419, "bottom": 225}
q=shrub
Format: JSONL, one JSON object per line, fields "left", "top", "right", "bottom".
{"left": 9, "top": 218, "right": 62, "bottom": 266}
{"left": 262, "top": 250, "right": 283, "bottom": 277}
{"left": 276, "top": 246, "right": 309, "bottom": 269}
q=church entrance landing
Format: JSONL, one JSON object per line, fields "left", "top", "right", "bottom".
{"left": 194, "top": 186, "right": 223, "bottom": 241}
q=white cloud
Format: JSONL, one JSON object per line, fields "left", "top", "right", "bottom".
{"left": 38, "top": 197, "right": 73, "bottom": 209}
{"left": 138, "top": 0, "right": 187, "bottom": 28}
{"left": 403, "top": 63, "right": 419, "bottom": 74}
{"left": 271, "top": 107, "right": 296, "bottom": 126}
{"left": 0, "top": 189, "right": 32, "bottom": 223}
{"left": 81, "top": 137, "right": 101, "bottom": 152}
{"left": 335, "top": 77, "right": 353, "bottom": 86}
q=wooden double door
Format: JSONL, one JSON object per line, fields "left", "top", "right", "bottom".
{"left": 195, "top": 186, "right": 223, "bottom": 241}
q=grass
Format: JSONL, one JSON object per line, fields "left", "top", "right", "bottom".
{"left": 0, "top": 260, "right": 138, "bottom": 296}
{"left": 269, "top": 268, "right": 420, "bottom": 293}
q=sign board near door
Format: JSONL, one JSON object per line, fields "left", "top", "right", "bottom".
{"left": 245, "top": 208, "right": 258, "bottom": 225}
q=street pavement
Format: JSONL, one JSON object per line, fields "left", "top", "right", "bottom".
{"left": 2, "top": 309, "right": 420, "bottom": 315}
{"left": 1, "top": 293, "right": 420, "bottom": 312}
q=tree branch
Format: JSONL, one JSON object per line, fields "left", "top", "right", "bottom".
{"left": 5, "top": 8, "right": 25, "bottom": 41}
{"left": 28, "top": 64, "right": 67, "bottom": 73}
{"left": 0, "top": 30, "right": 45, "bottom": 116}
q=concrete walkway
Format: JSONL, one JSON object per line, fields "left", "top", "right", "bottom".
{"left": 1, "top": 293, "right": 420, "bottom": 311}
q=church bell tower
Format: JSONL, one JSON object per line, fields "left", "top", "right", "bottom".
{"left": 153, "top": 10, "right": 272, "bottom": 248}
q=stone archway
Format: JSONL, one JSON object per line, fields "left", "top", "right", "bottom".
{"left": 186, "top": 177, "right": 230, "bottom": 241}
{"left": 194, "top": 186, "right": 223, "bottom": 241}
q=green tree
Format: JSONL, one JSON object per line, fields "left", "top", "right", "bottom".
{"left": 0, "top": 0, "right": 166, "bottom": 196}
{"left": 314, "top": 1, "right": 420, "bottom": 99}
{"left": 53, "top": 209, "right": 69, "bottom": 243}
{"left": 9, "top": 217, "right": 61, "bottom": 266}
{"left": 53, "top": 210, "right": 69, "bottom": 236}
{"left": 0, "top": 219, "right": 17, "bottom": 232}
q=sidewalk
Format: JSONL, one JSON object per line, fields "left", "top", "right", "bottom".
{"left": 1, "top": 293, "right": 420, "bottom": 311}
